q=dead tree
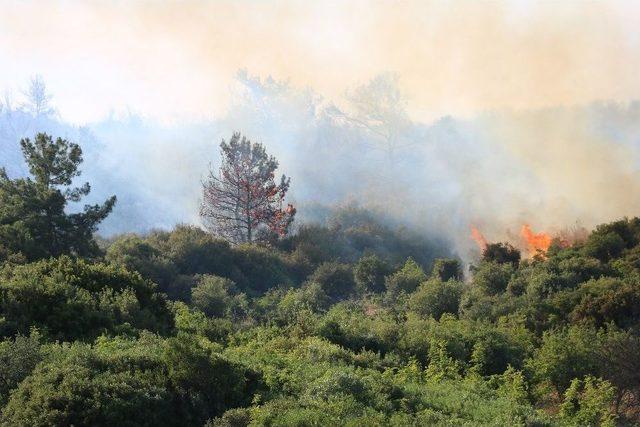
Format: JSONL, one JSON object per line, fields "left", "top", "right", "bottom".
{"left": 200, "top": 132, "right": 295, "bottom": 244}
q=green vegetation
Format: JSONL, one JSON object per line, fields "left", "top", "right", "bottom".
{"left": 0, "top": 133, "right": 115, "bottom": 262}
{"left": 0, "top": 133, "right": 639, "bottom": 425}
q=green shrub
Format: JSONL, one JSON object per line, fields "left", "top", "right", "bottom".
{"left": 472, "top": 261, "right": 514, "bottom": 296}
{"left": 1, "top": 336, "right": 173, "bottom": 427}
{"left": 409, "top": 279, "right": 463, "bottom": 320}
{"left": 105, "top": 234, "right": 178, "bottom": 293}
{"left": 482, "top": 243, "right": 520, "bottom": 265}
{"left": 582, "top": 232, "right": 626, "bottom": 262}
{"left": 385, "top": 258, "right": 427, "bottom": 295}
{"left": 354, "top": 254, "right": 390, "bottom": 294}
{"left": 431, "top": 258, "right": 463, "bottom": 282}
{"left": 0, "top": 330, "right": 43, "bottom": 406}
{"left": 191, "top": 275, "right": 237, "bottom": 318}
{"left": 231, "top": 244, "right": 295, "bottom": 294}
{"left": 1, "top": 334, "right": 258, "bottom": 427}
{"left": 559, "top": 376, "right": 617, "bottom": 427}
{"left": 570, "top": 278, "right": 640, "bottom": 328}
{"left": 526, "top": 326, "right": 600, "bottom": 393}
{"left": 308, "top": 262, "right": 356, "bottom": 301}
{"left": 0, "top": 256, "right": 172, "bottom": 341}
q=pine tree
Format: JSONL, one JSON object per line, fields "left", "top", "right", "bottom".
{"left": 200, "top": 132, "right": 295, "bottom": 244}
{"left": 0, "top": 133, "right": 116, "bottom": 261}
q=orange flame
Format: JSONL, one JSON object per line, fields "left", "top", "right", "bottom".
{"left": 520, "top": 224, "right": 552, "bottom": 255}
{"left": 470, "top": 226, "right": 488, "bottom": 251}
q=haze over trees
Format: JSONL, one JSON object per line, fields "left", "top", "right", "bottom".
{"left": 4, "top": 73, "right": 640, "bottom": 249}
{"left": 23, "top": 75, "right": 54, "bottom": 117}
{"left": 330, "top": 73, "right": 412, "bottom": 161}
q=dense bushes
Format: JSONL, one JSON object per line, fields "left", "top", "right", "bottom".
{"left": 3, "top": 214, "right": 640, "bottom": 424}
{"left": 409, "top": 278, "right": 464, "bottom": 320}
{"left": 106, "top": 226, "right": 300, "bottom": 299}
{"left": 0, "top": 256, "right": 172, "bottom": 341}
{"left": 385, "top": 257, "right": 427, "bottom": 295}
{"left": 279, "top": 205, "right": 448, "bottom": 268}
{"left": 307, "top": 262, "right": 356, "bottom": 301}
{"left": 0, "top": 333, "right": 258, "bottom": 426}
{"left": 2, "top": 337, "right": 174, "bottom": 427}
{"left": 104, "top": 206, "right": 450, "bottom": 300}
{"left": 354, "top": 254, "right": 390, "bottom": 293}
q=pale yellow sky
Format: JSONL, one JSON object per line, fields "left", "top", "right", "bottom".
{"left": 1, "top": 0, "right": 640, "bottom": 123}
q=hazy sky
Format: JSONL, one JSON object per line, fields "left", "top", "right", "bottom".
{"left": 2, "top": 0, "right": 640, "bottom": 123}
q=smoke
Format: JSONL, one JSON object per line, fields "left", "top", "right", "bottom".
{"left": 481, "top": 107, "right": 640, "bottom": 228}
{"left": 3, "top": 71, "right": 640, "bottom": 262}
{"left": 216, "top": 74, "right": 640, "bottom": 261}
{"left": 93, "top": 75, "right": 640, "bottom": 262}
{"left": 2, "top": 1, "right": 640, "bottom": 122}
{"left": 2, "top": 2, "right": 640, "bottom": 261}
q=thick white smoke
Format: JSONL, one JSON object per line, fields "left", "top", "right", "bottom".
{"left": 2, "top": 73, "right": 640, "bottom": 262}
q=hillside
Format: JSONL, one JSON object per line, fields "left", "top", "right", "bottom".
{"left": 1, "top": 192, "right": 640, "bottom": 424}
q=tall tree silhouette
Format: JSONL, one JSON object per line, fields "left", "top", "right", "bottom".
{"left": 23, "top": 75, "right": 54, "bottom": 117}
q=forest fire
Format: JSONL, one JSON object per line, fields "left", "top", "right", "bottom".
{"left": 520, "top": 224, "right": 552, "bottom": 255}
{"left": 470, "top": 224, "right": 554, "bottom": 257}
{"left": 470, "top": 226, "right": 488, "bottom": 251}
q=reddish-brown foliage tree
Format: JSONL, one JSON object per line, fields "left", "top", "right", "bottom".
{"left": 200, "top": 132, "right": 295, "bottom": 244}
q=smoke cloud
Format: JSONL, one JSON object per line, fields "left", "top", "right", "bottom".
{"left": 2, "top": 1, "right": 640, "bottom": 261}
{"left": 2, "top": 1, "right": 640, "bottom": 122}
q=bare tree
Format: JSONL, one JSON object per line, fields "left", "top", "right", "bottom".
{"left": 23, "top": 75, "right": 53, "bottom": 117}
{"left": 328, "top": 74, "right": 413, "bottom": 160}
{"left": 0, "top": 90, "right": 27, "bottom": 141}
{"left": 200, "top": 132, "right": 296, "bottom": 244}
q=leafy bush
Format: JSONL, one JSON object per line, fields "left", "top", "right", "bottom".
{"left": 308, "top": 262, "right": 356, "bottom": 301}
{"left": 153, "top": 225, "right": 234, "bottom": 277}
{"left": 409, "top": 279, "right": 464, "bottom": 320}
{"left": 570, "top": 277, "right": 640, "bottom": 328}
{"left": 354, "top": 254, "right": 390, "bottom": 294}
{"left": 559, "top": 376, "right": 617, "bottom": 427}
{"left": 106, "top": 234, "right": 179, "bottom": 297}
{"left": 0, "top": 330, "right": 43, "bottom": 406}
{"left": 385, "top": 258, "right": 427, "bottom": 295}
{"left": 582, "top": 232, "right": 626, "bottom": 262}
{"left": 526, "top": 326, "right": 600, "bottom": 393}
{"left": 1, "top": 333, "right": 258, "bottom": 427}
{"left": 431, "top": 258, "right": 463, "bottom": 282}
{"left": 471, "top": 261, "right": 515, "bottom": 296}
{"left": 190, "top": 275, "right": 242, "bottom": 319}
{"left": 1, "top": 336, "right": 173, "bottom": 426}
{"left": 231, "top": 244, "right": 295, "bottom": 294}
{"left": 0, "top": 256, "right": 172, "bottom": 341}
{"left": 482, "top": 243, "right": 521, "bottom": 265}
